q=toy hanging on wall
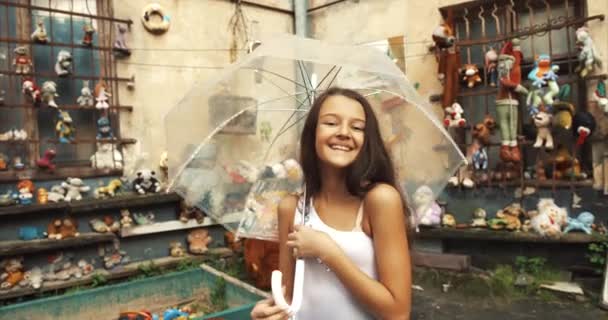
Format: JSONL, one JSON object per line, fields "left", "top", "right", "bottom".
{"left": 412, "top": 185, "right": 442, "bottom": 230}
{"left": 461, "top": 63, "right": 482, "bottom": 88}
{"left": 13, "top": 46, "right": 33, "bottom": 74}
{"left": 0, "top": 89, "right": 5, "bottom": 105}
{"left": 120, "top": 209, "right": 133, "bottom": 228}
{"left": 37, "top": 188, "right": 48, "bottom": 204}
{"left": 36, "top": 149, "right": 56, "bottom": 172}
{"left": 82, "top": 23, "right": 95, "bottom": 46}
{"left": 132, "top": 169, "right": 161, "bottom": 194}
{"left": 96, "top": 116, "right": 114, "bottom": 139}
{"left": 496, "top": 39, "right": 527, "bottom": 163}
{"left": 527, "top": 54, "right": 559, "bottom": 112}
{"left": 14, "top": 180, "right": 35, "bottom": 205}
{"left": 532, "top": 106, "right": 554, "bottom": 150}
{"left": 94, "top": 179, "right": 122, "bottom": 198}
{"left": 485, "top": 47, "right": 498, "bottom": 87}
{"left": 91, "top": 143, "right": 123, "bottom": 170}
{"left": 563, "top": 211, "right": 594, "bottom": 234}
{"left": 141, "top": 3, "right": 171, "bottom": 34}
{"left": 575, "top": 26, "right": 602, "bottom": 78}
{"left": 77, "top": 80, "right": 95, "bottom": 107}
{"left": 432, "top": 19, "right": 461, "bottom": 113}
{"left": 31, "top": 19, "right": 49, "bottom": 44}
{"left": 572, "top": 109, "right": 596, "bottom": 146}
{"left": 54, "top": 50, "right": 72, "bottom": 76}
{"left": 0, "top": 257, "right": 25, "bottom": 289}
{"left": 113, "top": 24, "right": 131, "bottom": 57}
{"left": 61, "top": 177, "right": 90, "bottom": 202}
{"left": 187, "top": 228, "right": 212, "bottom": 254}
{"left": 594, "top": 81, "right": 607, "bottom": 113}
{"left": 95, "top": 80, "right": 111, "bottom": 110}
{"left": 41, "top": 81, "right": 59, "bottom": 108}
{"left": 56, "top": 110, "right": 75, "bottom": 143}
{"left": 443, "top": 102, "right": 466, "bottom": 128}
{"left": 22, "top": 79, "right": 41, "bottom": 106}
{"left": 0, "top": 153, "right": 7, "bottom": 171}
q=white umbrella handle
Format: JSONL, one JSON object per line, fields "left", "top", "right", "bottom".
{"left": 271, "top": 259, "right": 305, "bottom": 316}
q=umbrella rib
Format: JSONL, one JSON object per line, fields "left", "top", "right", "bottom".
{"left": 324, "top": 66, "right": 342, "bottom": 90}
{"left": 251, "top": 68, "right": 309, "bottom": 90}
{"left": 297, "top": 60, "right": 314, "bottom": 106}
{"left": 314, "top": 65, "right": 338, "bottom": 91}
{"left": 256, "top": 71, "right": 309, "bottom": 108}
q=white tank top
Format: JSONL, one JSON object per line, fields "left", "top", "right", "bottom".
{"left": 293, "top": 197, "right": 377, "bottom": 320}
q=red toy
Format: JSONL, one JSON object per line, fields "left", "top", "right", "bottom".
{"left": 36, "top": 149, "right": 56, "bottom": 172}
{"left": 22, "top": 79, "right": 41, "bottom": 105}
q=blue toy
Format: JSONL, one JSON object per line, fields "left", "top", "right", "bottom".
{"left": 527, "top": 54, "right": 560, "bottom": 111}
{"left": 56, "top": 110, "right": 75, "bottom": 143}
{"left": 472, "top": 147, "right": 488, "bottom": 171}
{"left": 18, "top": 226, "right": 46, "bottom": 240}
{"left": 97, "top": 116, "right": 114, "bottom": 139}
{"left": 162, "top": 308, "right": 188, "bottom": 320}
{"left": 563, "top": 211, "right": 595, "bottom": 234}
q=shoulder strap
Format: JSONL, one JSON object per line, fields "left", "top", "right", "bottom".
{"left": 353, "top": 201, "right": 364, "bottom": 231}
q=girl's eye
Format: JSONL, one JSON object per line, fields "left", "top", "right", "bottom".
{"left": 323, "top": 121, "right": 337, "bottom": 126}
{"left": 352, "top": 126, "right": 364, "bottom": 131}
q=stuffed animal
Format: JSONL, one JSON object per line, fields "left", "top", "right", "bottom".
{"left": 94, "top": 179, "right": 122, "bottom": 198}
{"left": 54, "top": 50, "right": 72, "bottom": 76}
{"left": 552, "top": 146, "right": 584, "bottom": 180}
{"left": 59, "top": 217, "right": 80, "bottom": 239}
{"left": 169, "top": 241, "right": 185, "bottom": 257}
{"left": 412, "top": 185, "right": 442, "bottom": 229}
{"left": 133, "top": 212, "right": 155, "bottom": 225}
{"left": 82, "top": 23, "right": 95, "bottom": 46}
{"left": 22, "top": 79, "right": 41, "bottom": 105}
{"left": 36, "top": 149, "right": 56, "bottom": 172}
{"left": 31, "top": 20, "right": 49, "bottom": 43}
{"left": 113, "top": 24, "right": 131, "bottom": 57}
{"left": 563, "top": 211, "right": 594, "bottom": 234}
{"left": 224, "top": 231, "right": 243, "bottom": 253}
{"left": 77, "top": 80, "right": 95, "bottom": 107}
{"left": 37, "top": 188, "right": 48, "bottom": 204}
{"left": 18, "top": 226, "right": 46, "bottom": 240}
{"left": 96, "top": 116, "right": 114, "bottom": 139}
{"left": 528, "top": 54, "right": 560, "bottom": 108}
{"left": 14, "top": 180, "right": 34, "bottom": 205}
{"left": 461, "top": 63, "right": 482, "bottom": 88}
{"left": 56, "top": 110, "right": 75, "bottom": 143}
{"left": 470, "top": 208, "right": 487, "bottom": 228}
{"left": 537, "top": 198, "right": 568, "bottom": 229}
{"left": 90, "top": 216, "right": 119, "bottom": 233}
{"left": 451, "top": 115, "right": 496, "bottom": 187}
{"left": 132, "top": 169, "right": 161, "bottom": 194}
{"left": 19, "top": 267, "right": 44, "bottom": 289}
{"left": 1, "top": 257, "right": 25, "bottom": 289}
{"left": 187, "top": 229, "right": 212, "bottom": 254}
{"left": 572, "top": 110, "right": 596, "bottom": 146}
{"left": 47, "top": 185, "right": 66, "bottom": 203}
{"left": 120, "top": 209, "right": 134, "bottom": 228}
{"left": 432, "top": 20, "right": 461, "bottom": 113}
{"left": 47, "top": 219, "right": 63, "bottom": 239}
{"left": 94, "top": 81, "right": 111, "bottom": 110}
{"left": 91, "top": 143, "right": 123, "bottom": 170}
{"left": 485, "top": 48, "right": 498, "bottom": 87}
{"left": 528, "top": 206, "right": 561, "bottom": 239}
{"left": 532, "top": 109, "right": 553, "bottom": 149}
{"left": 442, "top": 214, "right": 456, "bottom": 227}
{"left": 575, "top": 27, "right": 602, "bottom": 78}
{"left": 244, "top": 238, "right": 279, "bottom": 289}
{"left": 13, "top": 46, "right": 33, "bottom": 74}
{"left": 41, "top": 81, "right": 58, "bottom": 108}
{"left": 179, "top": 202, "right": 205, "bottom": 224}
{"left": 488, "top": 203, "right": 524, "bottom": 231}
{"left": 61, "top": 177, "right": 90, "bottom": 202}
{"left": 443, "top": 102, "right": 466, "bottom": 128}
{"left": 594, "top": 81, "right": 608, "bottom": 113}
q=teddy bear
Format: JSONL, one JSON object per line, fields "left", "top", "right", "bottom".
{"left": 443, "top": 102, "right": 466, "bottom": 128}
{"left": 47, "top": 218, "right": 63, "bottom": 239}
{"left": 59, "top": 217, "right": 80, "bottom": 239}
{"left": 91, "top": 143, "right": 123, "bottom": 170}
{"left": 537, "top": 198, "right": 568, "bottom": 229}
{"left": 169, "top": 241, "right": 185, "bottom": 257}
{"left": 13, "top": 46, "right": 33, "bottom": 74}
{"left": 54, "top": 50, "right": 72, "bottom": 76}
{"left": 532, "top": 109, "right": 553, "bottom": 149}
{"left": 179, "top": 201, "right": 205, "bottom": 224}
{"left": 1, "top": 257, "right": 25, "bottom": 289}
{"left": 187, "top": 228, "right": 213, "bottom": 254}
{"left": 40, "top": 81, "right": 59, "bottom": 108}
{"left": 120, "top": 209, "right": 134, "bottom": 228}
{"left": 19, "top": 266, "right": 44, "bottom": 290}
{"left": 132, "top": 169, "right": 161, "bottom": 194}
{"left": 31, "top": 20, "right": 49, "bottom": 43}
{"left": 488, "top": 203, "right": 524, "bottom": 231}
{"left": 22, "top": 79, "right": 41, "bottom": 105}
{"left": 61, "top": 177, "right": 90, "bottom": 202}
{"left": 552, "top": 145, "right": 584, "bottom": 180}
{"left": 77, "top": 80, "right": 95, "bottom": 107}
{"left": 47, "top": 185, "right": 66, "bottom": 203}
{"left": 412, "top": 185, "right": 442, "bottom": 230}
{"left": 461, "top": 63, "right": 482, "bottom": 88}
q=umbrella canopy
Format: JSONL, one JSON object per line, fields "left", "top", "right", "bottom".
{"left": 164, "top": 34, "right": 466, "bottom": 241}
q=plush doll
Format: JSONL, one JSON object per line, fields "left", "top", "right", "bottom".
{"left": 563, "top": 211, "right": 595, "bottom": 234}
{"left": 14, "top": 180, "right": 34, "bottom": 205}
{"left": 113, "top": 24, "right": 131, "bottom": 57}
{"left": 443, "top": 102, "right": 466, "bottom": 128}
{"left": 575, "top": 27, "right": 602, "bottom": 78}
{"left": 187, "top": 228, "right": 212, "bottom": 254}
{"left": 461, "top": 63, "right": 482, "bottom": 88}
{"left": 169, "top": 241, "right": 185, "bottom": 257}
{"left": 132, "top": 169, "right": 161, "bottom": 194}
{"left": 412, "top": 185, "right": 442, "bottom": 229}
{"left": 37, "top": 188, "right": 48, "bottom": 204}
{"left": 19, "top": 267, "right": 44, "bottom": 289}
{"left": 47, "top": 218, "right": 63, "bottom": 239}
{"left": 77, "top": 80, "right": 95, "bottom": 107}
{"left": 470, "top": 208, "right": 487, "bottom": 228}
{"left": 179, "top": 202, "right": 205, "bottom": 224}
{"left": 90, "top": 218, "right": 110, "bottom": 233}
{"left": 572, "top": 110, "right": 596, "bottom": 146}
{"left": 528, "top": 54, "right": 560, "bottom": 109}
{"left": 91, "top": 143, "right": 123, "bottom": 170}
{"left": 13, "top": 46, "right": 33, "bottom": 74}
{"left": 1, "top": 257, "right": 25, "bottom": 289}
{"left": 56, "top": 110, "right": 75, "bottom": 143}
{"left": 552, "top": 145, "right": 584, "bottom": 180}
{"left": 22, "top": 79, "right": 41, "bottom": 105}
{"left": 594, "top": 81, "right": 607, "bottom": 113}
{"left": 61, "top": 177, "right": 90, "bottom": 202}
{"left": 82, "top": 23, "right": 95, "bottom": 46}
{"left": 94, "top": 179, "right": 122, "bottom": 198}
{"left": 450, "top": 115, "right": 495, "bottom": 188}
{"left": 485, "top": 48, "right": 498, "bottom": 87}
{"left": 96, "top": 116, "right": 113, "bottom": 139}
{"left": 54, "top": 50, "right": 72, "bottom": 76}
{"left": 120, "top": 209, "right": 134, "bottom": 228}
{"left": 47, "top": 185, "right": 66, "bottom": 203}
{"left": 36, "top": 149, "right": 56, "bottom": 172}
{"left": 538, "top": 198, "right": 568, "bottom": 229}
{"left": 432, "top": 18, "right": 461, "bottom": 113}
{"left": 94, "top": 80, "right": 111, "bottom": 110}
{"left": 442, "top": 214, "right": 456, "bottom": 227}
{"left": 13, "top": 156, "right": 25, "bottom": 170}
{"left": 31, "top": 20, "right": 49, "bottom": 43}
{"left": 102, "top": 216, "right": 120, "bottom": 232}
{"left": 488, "top": 203, "right": 524, "bottom": 231}
{"left": 0, "top": 153, "right": 7, "bottom": 171}
{"left": 532, "top": 108, "right": 553, "bottom": 149}
{"left": 41, "top": 81, "right": 59, "bottom": 108}
{"left": 133, "top": 212, "right": 155, "bottom": 225}
{"left": 59, "top": 217, "right": 80, "bottom": 239}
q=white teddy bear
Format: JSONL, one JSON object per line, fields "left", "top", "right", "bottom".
{"left": 530, "top": 198, "right": 568, "bottom": 238}
{"left": 443, "top": 102, "right": 466, "bottom": 128}
{"left": 61, "top": 177, "right": 90, "bottom": 202}
{"left": 412, "top": 185, "right": 442, "bottom": 230}
{"left": 91, "top": 143, "right": 123, "bottom": 170}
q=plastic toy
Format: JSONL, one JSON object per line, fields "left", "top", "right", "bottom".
{"left": 132, "top": 169, "right": 161, "bottom": 194}
{"left": 564, "top": 211, "right": 594, "bottom": 234}
{"left": 14, "top": 180, "right": 34, "bottom": 205}
{"left": 575, "top": 26, "right": 602, "bottom": 78}
{"left": 61, "top": 177, "right": 90, "bottom": 202}
{"left": 31, "top": 20, "right": 49, "bottom": 43}
{"left": 187, "top": 228, "right": 212, "bottom": 254}
{"left": 13, "top": 46, "right": 33, "bottom": 74}
{"left": 77, "top": 80, "right": 95, "bottom": 107}
{"left": 54, "top": 50, "right": 72, "bottom": 76}
{"left": 36, "top": 149, "right": 56, "bottom": 172}
{"left": 41, "top": 81, "right": 59, "bottom": 108}
{"left": 56, "top": 110, "right": 75, "bottom": 143}
{"left": 82, "top": 23, "right": 95, "bottom": 46}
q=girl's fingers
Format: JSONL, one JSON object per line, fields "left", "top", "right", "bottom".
{"left": 287, "top": 232, "right": 297, "bottom": 241}
{"left": 285, "top": 240, "right": 296, "bottom": 248}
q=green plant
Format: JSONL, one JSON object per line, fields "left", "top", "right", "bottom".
{"left": 90, "top": 273, "right": 107, "bottom": 288}
{"left": 176, "top": 258, "right": 198, "bottom": 271}
{"left": 515, "top": 256, "right": 547, "bottom": 276}
{"left": 210, "top": 277, "right": 228, "bottom": 311}
{"left": 138, "top": 260, "right": 162, "bottom": 277}
{"left": 587, "top": 237, "right": 608, "bottom": 274}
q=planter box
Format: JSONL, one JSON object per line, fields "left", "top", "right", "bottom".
{"left": 1, "top": 264, "right": 267, "bottom": 320}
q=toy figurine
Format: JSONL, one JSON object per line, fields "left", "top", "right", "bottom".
{"left": 120, "top": 209, "right": 133, "bottom": 228}
{"left": 94, "top": 80, "right": 111, "bottom": 110}
{"left": 22, "top": 79, "right": 41, "bottom": 105}
{"left": 77, "top": 80, "right": 95, "bottom": 107}
{"left": 13, "top": 156, "right": 25, "bottom": 170}
{"left": 169, "top": 241, "right": 185, "bottom": 257}
{"left": 91, "top": 143, "right": 123, "bottom": 169}
{"left": 496, "top": 39, "right": 527, "bottom": 163}
{"left": 97, "top": 116, "right": 113, "bottom": 139}
{"left": 132, "top": 169, "right": 161, "bottom": 194}
{"left": 572, "top": 109, "right": 596, "bottom": 146}
{"left": 1, "top": 257, "right": 25, "bottom": 289}
{"left": 47, "top": 185, "right": 66, "bottom": 203}
{"left": 443, "top": 102, "right": 466, "bottom": 128}
{"left": 54, "top": 50, "right": 72, "bottom": 76}
{"left": 0, "top": 153, "right": 7, "bottom": 171}
{"left": 594, "top": 81, "right": 608, "bottom": 113}
{"left": 47, "top": 219, "right": 62, "bottom": 239}
{"left": 94, "top": 179, "right": 122, "bottom": 198}
{"left": 18, "top": 226, "right": 46, "bottom": 240}
{"left": 461, "top": 63, "right": 482, "bottom": 88}
{"left": 37, "top": 188, "right": 48, "bottom": 204}
{"left": 31, "top": 20, "right": 49, "bottom": 43}
{"left": 61, "top": 177, "right": 90, "bottom": 202}
{"left": 41, "top": 81, "right": 59, "bottom": 108}
{"left": 532, "top": 107, "right": 554, "bottom": 149}
{"left": 82, "top": 23, "right": 95, "bottom": 46}
{"left": 133, "top": 212, "right": 155, "bottom": 225}
{"left": 432, "top": 18, "right": 461, "bottom": 113}
{"left": 59, "top": 218, "right": 80, "bottom": 239}
{"left": 13, "top": 46, "right": 33, "bottom": 74}
{"left": 527, "top": 54, "right": 559, "bottom": 111}
{"left": 575, "top": 27, "right": 602, "bottom": 78}
{"left": 470, "top": 208, "right": 487, "bottom": 228}
{"left": 564, "top": 211, "right": 595, "bottom": 234}
{"left": 488, "top": 203, "right": 524, "bottom": 231}
{"left": 36, "top": 149, "right": 56, "bottom": 172}
{"left": 412, "top": 185, "right": 442, "bottom": 230}
{"left": 485, "top": 47, "right": 498, "bottom": 87}
{"left": 56, "top": 110, "right": 75, "bottom": 143}
{"left": 113, "top": 24, "right": 131, "bottom": 57}
{"left": 14, "top": 180, "right": 34, "bottom": 205}
{"left": 442, "top": 214, "right": 456, "bottom": 227}
{"left": 187, "top": 228, "right": 212, "bottom": 254}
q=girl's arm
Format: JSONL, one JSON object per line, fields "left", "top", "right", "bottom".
{"left": 277, "top": 195, "right": 298, "bottom": 303}
{"left": 321, "top": 184, "right": 412, "bottom": 319}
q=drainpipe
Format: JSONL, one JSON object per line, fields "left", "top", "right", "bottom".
{"left": 294, "top": 0, "right": 309, "bottom": 37}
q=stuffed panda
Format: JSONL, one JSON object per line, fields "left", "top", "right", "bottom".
{"left": 132, "top": 169, "right": 161, "bottom": 194}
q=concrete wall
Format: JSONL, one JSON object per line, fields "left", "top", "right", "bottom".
{"left": 112, "top": 0, "right": 293, "bottom": 177}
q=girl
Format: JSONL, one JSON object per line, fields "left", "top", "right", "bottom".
{"left": 251, "top": 87, "right": 412, "bottom": 320}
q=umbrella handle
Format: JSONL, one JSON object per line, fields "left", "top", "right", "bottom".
{"left": 271, "top": 259, "right": 305, "bottom": 315}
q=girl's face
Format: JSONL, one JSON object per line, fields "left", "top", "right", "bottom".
{"left": 315, "top": 95, "right": 366, "bottom": 169}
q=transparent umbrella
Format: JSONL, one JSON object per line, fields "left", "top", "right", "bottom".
{"left": 164, "top": 33, "right": 466, "bottom": 315}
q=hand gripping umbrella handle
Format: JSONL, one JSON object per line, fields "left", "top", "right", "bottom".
{"left": 271, "top": 259, "right": 305, "bottom": 315}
